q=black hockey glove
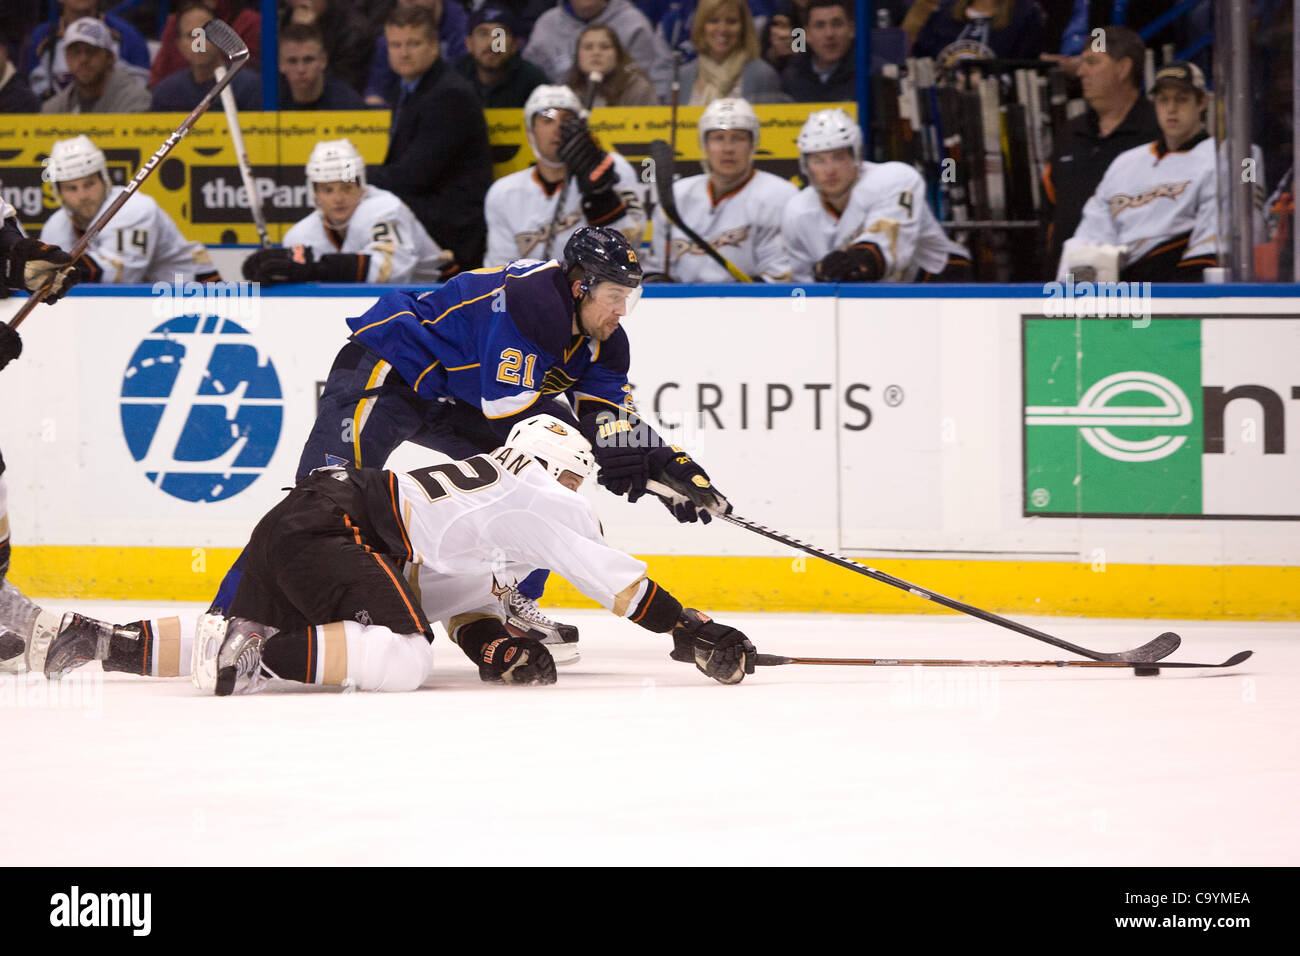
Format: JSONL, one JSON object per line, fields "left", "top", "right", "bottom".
{"left": 558, "top": 117, "right": 617, "bottom": 197}
{"left": 648, "top": 445, "right": 730, "bottom": 524}
{"left": 0, "top": 323, "right": 21, "bottom": 372}
{"left": 813, "top": 243, "right": 885, "bottom": 283}
{"left": 243, "top": 245, "right": 316, "bottom": 284}
{"left": 7, "top": 238, "right": 94, "bottom": 302}
{"left": 670, "top": 608, "right": 756, "bottom": 685}
{"left": 579, "top": 409, "right": 654, "bottom": 501}
{"left": 454, "top": 616, "right": 557, "bottom": 685}
{"left": 478, "top": 635, "right": 557, "bottom": 685}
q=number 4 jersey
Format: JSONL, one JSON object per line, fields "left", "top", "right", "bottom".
{"left": 282, "top": 185, "right": 448, "bottom": 284}
{"left": 39, "top": 185, "right": 218, "bottom": 284}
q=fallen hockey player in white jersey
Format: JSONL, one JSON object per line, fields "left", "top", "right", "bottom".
{"left": 241, "top": 139, "right": 452, "bottom": 285}
{"left": 39, "top": 135, "right": 220, "bottom": 284}
{"left": 26, "top": 415, "right": 757, "bottom": 693}
{"left": 781, "top": 108, "right": 972, "bottom": 283}
{"left": 483, "top": 85, "right": 645, "bottom": 266}
{"left": 1057, "top": 62, "right": 1259, "bottom": 283}
{"left": 643, "top": 97, "right": 797, "bottom": 282}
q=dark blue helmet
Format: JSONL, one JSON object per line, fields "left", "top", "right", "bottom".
{"left": 563, "top": 226, "right": 643, "bottom": 292}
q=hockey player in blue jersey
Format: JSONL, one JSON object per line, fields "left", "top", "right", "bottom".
{"left": 213, "top": 227, "right": 730, "bottom": 649}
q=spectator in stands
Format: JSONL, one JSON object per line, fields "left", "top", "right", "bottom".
{"left": 152, "top": 0, "right": 261, "bottom": 111}
{"left": 242, "top": 139, "right": 450, "bottom": 285}
{"left": 1041, "top": 25, "right": 1158, "bottom": 273}
{"left": 781, "top": 0, "right": 855, "bottom": 102}
{"left": 279, "top": 22, "right": 366, "bottom": 109}
{"left": 41, "top": 18, "right": 151, "bottom": 114}
{"left": 680, "top": 0, "right": 785, "bottom": 105}
{"left": 24, "top": 0, "right": 150, "bottom": 99}
{"left": 150, "top": 1, "right": 260, "bottom": 90}
{"left": 564, "top": 24, "right": 658, "bottom": 106}
{"left": 456, "top": 4, "right": 549, "bottom": 108}
{"left": 525, "top": 0, "right": 672, "bottom": 100}
{"left": 484, "top": 84, "right": 645, "bottom": 266}
{"left": 364, "top": 0, "right": 469, "bottom": 107}
{"left": 0, "top": 40, "right": 40, "bottom": 113}
{"left": 369, "top": 5, "right": 492, "bottom": 269}
{"left": 41, "top": 134, "right": 220, "bottom": 283}
{"left": 907, "top": 0, "right": 1045, "bottom": 64}
{"left": 644, "top": 97, "right": 797, "bottom": 282}
{"left": 282, "top": 0, "right": 375, "bottom": 93}
{"left": 760, "top": 2, "right": 802, "bottom": 74}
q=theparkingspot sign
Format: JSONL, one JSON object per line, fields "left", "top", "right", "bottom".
{"left": 1022, "top": 315, "right": 1300, "bottom": 519}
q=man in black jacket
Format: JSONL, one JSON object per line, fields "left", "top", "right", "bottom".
{"left": 456, "top": 4, "right": 548, "bottom": 109}
{"left": 1041, "top": 25, "right": 1159, "bottom": 275}
{"left": 781, "top": 0, "right": 855, "bottom": 102}
{"left": 370, "top": 5, "right": 493, "bottom": 270}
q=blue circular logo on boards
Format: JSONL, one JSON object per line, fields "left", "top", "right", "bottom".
{"left": 120, "top": 316, "right": 283, "bottom": 502}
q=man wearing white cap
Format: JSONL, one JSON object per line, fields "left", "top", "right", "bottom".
{"left": 40, "top": 17, "right": 151, "bottom": 114}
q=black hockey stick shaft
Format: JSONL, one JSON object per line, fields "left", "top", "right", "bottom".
{"left": 648, "top": 139, "right": 752, "bottom": 282}
{"left": 9, "top": 18, "right": 249, "bottom": 330}
{"left": 753, "top": 651, "right": 1252, "bottom": 670}
{"left": 542, "top": 70, "right": 603, "bottom": 262}
{"left": 661, "top": 51, "right": 683, "bottom": 282}
{"left": 720, "top": 510, "right": 1178, "bottom": 663}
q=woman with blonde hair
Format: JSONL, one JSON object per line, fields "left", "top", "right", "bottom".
{"left": 565, "top": 23, "right": 660, "bottom": 106}
{"left": 680, "top": 0, "right": 786, "bottom": 105}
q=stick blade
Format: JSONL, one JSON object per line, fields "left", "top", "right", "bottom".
{"left": 203, "top": 18, "right": 249, "bottom": 61}
{"left": 1097, "top": 630, "right": 1181, "bottom": 663}
{"left": 1220, "top": 650, "right": 1253, "bottom": 667}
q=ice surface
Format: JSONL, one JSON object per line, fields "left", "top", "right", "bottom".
{"left": 4, "top": 602, "right": 1297, "bottom": 866}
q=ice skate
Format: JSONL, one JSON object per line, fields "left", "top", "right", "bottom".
{"left": 503, "top": 587, "right": 579, "bottom": 665}
{"left": 43, "top": 612, "right": 127, "bottom": 679}
{"left": 212, "top": 616, "right": 277, "bottom": 697}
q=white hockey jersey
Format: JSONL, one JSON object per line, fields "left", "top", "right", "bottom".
{"left": 40, "top": 186, "right": 216, "bottom": 284}
{"left": 283, "top": 186, "right": 448, "bottom": 284}
{"left": 1, "top": 199, "right": 15, "bottom": 221}
{"left": 781, "top": 161, "right": 969, "bottom": 282}
{"left": 1060, "top": 134, "right": 1263, "bottom": 280}
{"left": 643, "top": 169, "right": 798, "bottom": 282}
{"left": 394, "top": 449, "right": 650, "bottom": 629}
{"left": 483, "top": 153, "right": 646, "bottom": 267}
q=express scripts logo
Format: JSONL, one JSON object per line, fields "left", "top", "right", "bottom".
{"left": 119, "top": 316, "right": 283, "bottom": 502}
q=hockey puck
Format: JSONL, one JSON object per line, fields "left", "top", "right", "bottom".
{"left": 1133, "top": 666, "right": 1160, "bottom": 677}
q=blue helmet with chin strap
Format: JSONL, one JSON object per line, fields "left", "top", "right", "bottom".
{"left": 563, "top": 226, "right": 643, "bottom": 295}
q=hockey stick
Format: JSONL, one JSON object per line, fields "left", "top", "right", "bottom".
{"left": 8, "top": 18, "right": 250, "bottom": 330}
{"left": 541, "top": 70, "right": 602, "bottom": 262}
{"left": 648, "top": 139, "right": 752, "bottom": 282}
{"left": 215, "top": 63, "right": 270, "bottom": 247}
{"left": 644, "top": 479, "right": 1180, "bottom": 664}
{"left": 752, "top": 651, "right": 1253, "bottom": 672}
{"left": 661, "top": 50, "right": 683, "bottom": 282}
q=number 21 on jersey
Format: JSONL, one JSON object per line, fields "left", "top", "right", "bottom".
{"left": 496, "top": 348, "right": 537, "bottom": 388}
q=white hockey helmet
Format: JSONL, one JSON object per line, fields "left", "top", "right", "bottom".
{"left": 507, "top": 414, "right": 596, "bottom": 485}
{"left": 306, "top": 138, "right": 367, "bottom": 188}
{"left": 43, "top": 134, "right": 111, "bottom": 189}
{"left": 524, "top": 84, "right": 585, "bottom": 161}
{"left": 796, "top": 108, "right": 863, "bottom": 177}
{"left": 698, "top": 97, "right": 760, "bottom": 173}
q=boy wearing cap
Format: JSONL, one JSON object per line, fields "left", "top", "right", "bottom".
{"left": 1058, "top": 61, "right": 1247, "bottom": 282}
{"left": 456, "top": 5, "right": 549, "bottom": 108}
{"left": 39, "top": 17, "right": 150, "bottom": 114}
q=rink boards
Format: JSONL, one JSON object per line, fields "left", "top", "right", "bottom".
{"left": 1, "top": 284, "right": 1296, "bottom": 619}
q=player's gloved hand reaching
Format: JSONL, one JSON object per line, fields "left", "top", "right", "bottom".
{"left": 0, "top": 323, "right": 21, "bottom": 372}
{"left": 670, "top": 608, "right": 756, "bottom": 684}
{"left": 7, "top": 238, "right": 95, "bottom": 302}
{"left": 558, "top": 117, "right": 625, "bottom": 225}
{"left": 648, "top": 445, "right": 730, "bottom": 524}
{"left": 478, "top": 634, "right": 557, "bottom": 685}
